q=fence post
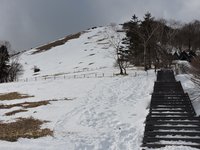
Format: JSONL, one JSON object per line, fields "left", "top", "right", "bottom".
{"left": 102, "top": 73, "right": 104, "bottom": 77}
{"left": 64, "top": 75, "right": 65, "bottom": 79}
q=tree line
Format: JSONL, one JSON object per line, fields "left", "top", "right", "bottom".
{"left": 0, "top": 42, "right": 23, "bottom": 83}
{"left": 113, "top": 12, "right": 200, "bottom": 75}
{"left": 1, "top": 12, "right": 200, "bottom": 82}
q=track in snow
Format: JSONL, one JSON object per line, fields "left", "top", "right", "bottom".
{"left": 142, "top": 70, "right": 200, "bottom": 149}
{"left": 53, "top": 74, "right": 155, "bottom": 150}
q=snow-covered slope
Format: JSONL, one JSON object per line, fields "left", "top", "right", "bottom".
{"left": 0, "top": 26, "right": 198, "bottom": 150}
{"left": 0, "top": 70, "right": 156, "bottom": 150}
{"left": 0, "top": 26, "right": 158, "bottom": 150}
{"left": 18, "top": 26, "right": 120, "bottom": 79}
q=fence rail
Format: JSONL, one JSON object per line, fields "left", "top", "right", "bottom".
{"left": 15, "top": 71, "right": 141, "bottom": 83}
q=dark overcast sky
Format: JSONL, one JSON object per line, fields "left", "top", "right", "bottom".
{"left": 1, "top": 0, "right": 200, "bottom": 51}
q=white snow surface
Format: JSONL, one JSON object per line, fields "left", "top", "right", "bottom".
{"left": 0, "top": 71, "right": 155, "bottom": 150}
{"left": 1, "top": 26, "right": 156, "bottom": 149}
{"left": 18, "top": 26, "right": 122, "bottom": 79}
{"left": 0, "top": 26, "right": 198, "bottom": 149}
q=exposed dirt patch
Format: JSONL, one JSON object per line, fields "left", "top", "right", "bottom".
{"left": 1, "top": 98, "right": 73, "bottom": 110}
{"left": 88, "top": 53, "right": 95, "bottom": 56}
{"left": 0, "top": 117, "right": 53, "bottom": 141}
{"left": 97, "top": 42, "right": 110, "bottom": 45}
{"left": 33, "top": 32, "right": 83, "bottom": 54}
{"left": 0, "top": 100, "right": 50, "bottom": 109}
{"left": 96, "top": 38, "right": 107, "bottom": 42}
{"left": 0, "top": 92, "right": 34, "bottom": 101}
{"left": 88, "top": 63, "right": 94, "bottom": 65}
{"left": 5, "top": 109, "right": 28, "bottom": 116}
{"left": 23, "top": 101, "right": 51, "bottom": 108}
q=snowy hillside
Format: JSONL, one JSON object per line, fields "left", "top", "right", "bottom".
{"left": 18, "top": 26, "right": 122, "bottom": 80}
{"left": 0, "top": 26, "right": 199, "bottom": 150}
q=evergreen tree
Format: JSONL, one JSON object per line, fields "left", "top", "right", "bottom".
{"left": 123, "top": 12, "right": 160, "bottom": 69}
{"left": 123, "top": 14, "right": 143, "bottom": 65}
{"left": 0, "top": 45, "right": 9, "bottom": 82}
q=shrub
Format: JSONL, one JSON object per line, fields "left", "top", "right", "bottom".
{"left": 34, "top": 66, "right": 40, "bottom": 73}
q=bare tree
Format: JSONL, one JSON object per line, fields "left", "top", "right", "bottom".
{"left": 7, "top": 56, "right": 23, "bottom": 82}
{"left": 105, "top": 23, "right": 129, "bottom": 75}
{"left": 156, "top": 19, "right": 179, "bottom": 68}
{"left": 0, "top": 40, "right": 16, "bottom": 54}
{"left": 140, "top": 24, "right": 159, "bottom": 70}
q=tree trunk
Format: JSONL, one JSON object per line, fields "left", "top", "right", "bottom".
{"left": 122, "top": 65, "right": 127, "bottom": 75}
{"left": 144, "top": 45, "right": 147, "bottom": 70}
{"left": 119, "top": 67, "right": 123, "bottom": 75}
{"left": 189, "top": 38, "right": 191, "bottom": 51}
{"left": 118, "top": 60, "right": 124, "bottom": 75}
{"left": 148, "top": 48, "right": 151, "bottom": 69}
{"left": 124, "top": 68, "right": 127, "bottom": 75}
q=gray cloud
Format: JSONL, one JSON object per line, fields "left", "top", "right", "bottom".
{"left": 0, "top": 0, "right": 200, "bottom": 51}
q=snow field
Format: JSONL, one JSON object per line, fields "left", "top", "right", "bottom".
{"left": 18, "top": 26, "right": 117, "bottom": 79}
{"left": 1, "top": 24, "right": 198, "bottom": 149}
{"left": 0, "top": 70, "right": 155, "bottom": 150}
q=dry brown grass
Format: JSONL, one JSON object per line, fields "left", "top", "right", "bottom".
{"left": 0, "top": 92, "right": 34, "bottom": 101}
{"left": 0, "top": 117, "right": 53, "bottom": 141}
{"left": 33, "top": 32, "right": 82, "bottom": 54}
{"left": 0, "top": 100, "right": 50, "bottom": 109}
{"left": 22, "top": 101, "right": 50, "bottom": 109}
{"left": 5, "top": 109, "right": 28, "bottom": 116}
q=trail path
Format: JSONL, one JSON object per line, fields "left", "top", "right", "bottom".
{"left": 142, "top": 70, "right": 200, "bottom": 149}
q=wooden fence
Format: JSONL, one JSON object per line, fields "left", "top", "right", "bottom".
{"left": 15, "top": 71, "right": 140, "bottom": 83}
